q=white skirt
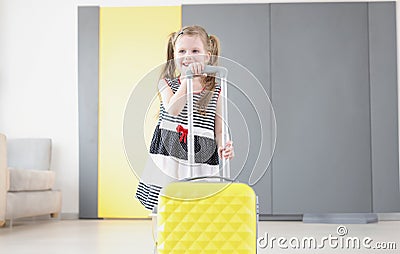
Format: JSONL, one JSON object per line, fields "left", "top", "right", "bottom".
{"left": 136, "top": 153, "right": 219, "bottom": 210}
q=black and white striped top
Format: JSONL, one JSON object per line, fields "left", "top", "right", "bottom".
{"left": 158, "top": 77, "right": 221, "bottom": 132}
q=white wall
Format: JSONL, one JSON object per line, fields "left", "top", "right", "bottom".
{"left": 0, "top": 0, "right": 79, "bottom": 214}
{"left": 0, "top": 0, "right": 397, "bottom": 215}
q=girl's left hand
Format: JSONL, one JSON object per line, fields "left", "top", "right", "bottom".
{"left": 218, "top": 140, "right": 234, "bottom": 160}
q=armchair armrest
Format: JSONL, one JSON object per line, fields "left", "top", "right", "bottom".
{"left": 0, "top": 134, "right": 7, "bottom": 225}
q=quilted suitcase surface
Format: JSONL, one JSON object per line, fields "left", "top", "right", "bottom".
{"left": 157, "top": 181, "right": 257, "bottom": 253}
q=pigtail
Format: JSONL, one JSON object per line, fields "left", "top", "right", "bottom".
{"left": 156, "top": 32, "right": 177, "bottom": 118}
{"left": 159, "top": 32, "right": 177, "bottom": 80}
{"left": 208, "top": 34, "right": 220, "bottom": 66}
{"left": 197, "top": 34, "right": 220, "bottom": 115}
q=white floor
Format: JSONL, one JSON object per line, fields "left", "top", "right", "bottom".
{"left": 0, "top": 218, "right": 399, "bottom": 254}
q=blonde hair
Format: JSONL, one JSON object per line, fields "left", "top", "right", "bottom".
{"left": 159, "top": 25, "right": 221, "bottom": 115}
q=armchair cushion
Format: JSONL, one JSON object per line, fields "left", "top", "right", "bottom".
{"left": 8, "top": 168, "right": 55, "bottom": 191}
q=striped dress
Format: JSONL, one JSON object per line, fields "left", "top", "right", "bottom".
{"left": 135, "top": 77, "right": 221, "bottom": 210}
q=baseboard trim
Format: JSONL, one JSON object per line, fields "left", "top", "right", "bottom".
{"left": 378, "top": 213, "right": 400, "bottom": 221}
{"left": 259, "top": 214, "right": 303, "bottom": 221}
{"left": 303, "top": 213, "right": 378, "bottom": 224}
{"left": 61, "top": 213, "right": 79, "bottom": 220}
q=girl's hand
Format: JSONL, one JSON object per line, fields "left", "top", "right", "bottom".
{"left": 188, "top": 62, "right": 206, "bottom": 76}
{"left": 218, "top": 140, "right": 234, "bottom": 160}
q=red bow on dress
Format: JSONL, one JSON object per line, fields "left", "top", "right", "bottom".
{"left": 176, "top": 125, "right": 188, "bottom": 143}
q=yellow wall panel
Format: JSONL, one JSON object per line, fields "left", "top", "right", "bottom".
{"left": 98, "top": 6, "right": 181, "bottom": 218}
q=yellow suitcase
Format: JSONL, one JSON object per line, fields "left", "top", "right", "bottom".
{"left": 157, "top": 180, "right": 257, "bottom": 253}
{"left": 156, "top": 66, "right": 257, "bottom": 253}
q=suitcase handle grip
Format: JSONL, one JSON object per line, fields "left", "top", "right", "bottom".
{"left": 185, "top": 65, "right": 228, "bottom": 78}
{"left": 181, "top": 176, "right": 237, "bottom": 183}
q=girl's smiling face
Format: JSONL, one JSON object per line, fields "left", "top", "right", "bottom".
{"left": 174, "top": 35, "right": 210, "bottom": 74}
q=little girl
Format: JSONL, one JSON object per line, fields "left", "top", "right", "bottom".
{"left": 136, "top": 25, "right": 234, "bottom": 211}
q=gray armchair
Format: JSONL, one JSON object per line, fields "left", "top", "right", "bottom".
{"left": 0, "top": 133, "right": 62, "bottom": 227}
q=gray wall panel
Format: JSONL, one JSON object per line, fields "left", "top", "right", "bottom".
{"left": 271, "top": 3, "right": 373, "bottom": 214}
{"left": 369, "top": 2, "right": 400, "bottom": 212}
{"left": 78, "top": 6, "right": 99, "bottom": 219}
{"left": 183, "top": 4, "right": 273, "bottom": 215}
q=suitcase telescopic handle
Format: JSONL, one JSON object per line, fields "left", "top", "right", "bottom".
{"left": 185, "top": 65, "right": 230, "bottom": 179}
{"left": 185, "top": 65, "right": 228, "bottom": 79}
{"left": 181, "top": 176, "right": 237, "bottom": 183}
